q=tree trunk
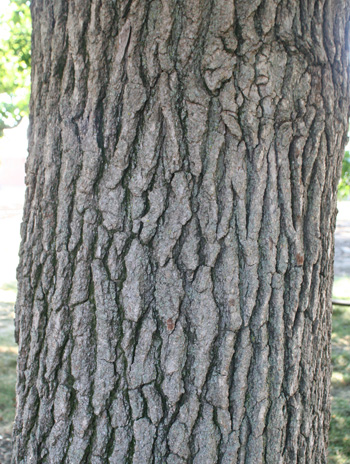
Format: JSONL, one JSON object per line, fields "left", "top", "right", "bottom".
{"left": 13, "top": 1, "right": 350, "bottom": 463}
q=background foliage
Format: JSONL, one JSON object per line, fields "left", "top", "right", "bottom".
{"left": 0, "top": 0, "right": 31, "bottom": 136}
{"left": 338, "top": 151, "right": 350, "bottom": 200}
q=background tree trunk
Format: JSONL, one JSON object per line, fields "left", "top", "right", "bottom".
{"left": 13, "top": 1, "right": 350, "bottom": 463}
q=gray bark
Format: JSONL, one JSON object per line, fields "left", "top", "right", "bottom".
{"left": 13, "top": 1, "right": 350, "bottom": 463}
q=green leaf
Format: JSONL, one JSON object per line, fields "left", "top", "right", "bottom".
{"left": 0, "top": 0, "right": 31, "bottom": 135}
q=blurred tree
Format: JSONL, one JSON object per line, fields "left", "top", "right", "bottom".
{"left": 0, "top": 0, "right": 31, "bottom": 136}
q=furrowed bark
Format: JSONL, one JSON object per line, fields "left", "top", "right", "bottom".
{"left": 13, "top": 1, "right": 350, "bottom": 463}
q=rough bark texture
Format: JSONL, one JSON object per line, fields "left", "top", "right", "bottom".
{"left": 13, "top": 1, "right": 350, "bottom": 463}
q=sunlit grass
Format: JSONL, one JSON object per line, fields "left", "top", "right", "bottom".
{"left": 329, "top": 298, "right": 350, "bottom": 463}
{"left": 0, "top": 349, "right": 16, "bottom": 434}
{"left": 329, "top": 390, "right": 350, "bottom": 463}
{"left": 331, "top": 371, "right": 350, "bottom": 387}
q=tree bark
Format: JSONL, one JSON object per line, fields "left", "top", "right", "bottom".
{"left": 13, "top": 1, "right": 350, "bottom": 463}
